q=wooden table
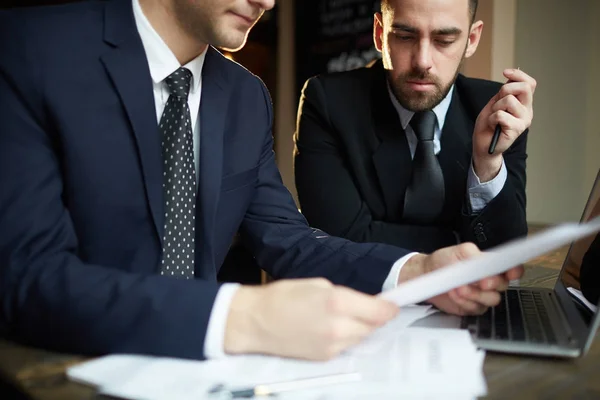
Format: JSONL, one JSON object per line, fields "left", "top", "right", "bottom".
{"left": 1, "top": 239, "right": 599, "bottom": 400}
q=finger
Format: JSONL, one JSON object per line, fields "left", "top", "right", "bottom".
{"left": 327, "top": 317, "right": 375, "bottom": 342}
{"left": 491, "top": 94, "right": 529, "bottom": 122}
{"left": 327, "top": 286, "right": 399, "bottom": 326}
{"left": 306, "top": 277, "right": 334, "bottom": 288}
{"left": 458, "top": 285, "right": 501, "bottom": 308}
{"left": 425, "top": 242, "right": 480, "bottom": 274}
{"left": 489, "top": 110, "right": 527, "bottom": 137}
{"left": 477, "top": 275, "right": 509, "bottom": 292}
{"left": 449, "top": 289, "right": 486, "bottom": 315}
{"left": 447, "top": 242, "right": 481, "bottom": 262}
{"left": 323, "top": 317, "right": 377, "bottom": 358}
{"left": 503, "top": 68, "right": 537, "bottom": 92}
{"left": 497, "top": 81, "right": 534, "bottom": 108}
{"left": 505, "top": 265, "right": 525, "bottom": 281}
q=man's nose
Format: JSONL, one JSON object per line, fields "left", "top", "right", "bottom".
{"left": 249, "top": 0, "right": 275, "bottom": 11}
{"left": 413, "top": 40, "right": 433, "bottom": 72}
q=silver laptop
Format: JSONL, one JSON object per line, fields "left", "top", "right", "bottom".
{"left": 462, "top": 169, "right": 600, "bottom": 357}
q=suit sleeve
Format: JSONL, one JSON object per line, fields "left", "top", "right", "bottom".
{"left": 238, "top": 78, "right": 410, "bottom": 294}
{"left": 580, "top": 233, "right": 600, "bottom": 305}
{"left": 293, "top": 77, "right": 458, "bottom": 254}
{"left": 0, "top": 16, "right": 218, "bottom": 360}
{"left": 459, "top": 129, "right": 529, "bottom": 249}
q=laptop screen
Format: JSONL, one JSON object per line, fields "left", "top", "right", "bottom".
{"left": 557, "top": 170, "right": 600, "bottom": 322}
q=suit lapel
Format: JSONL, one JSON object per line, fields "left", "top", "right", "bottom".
{"left": 370, "top": 63, "right": 413, "bottom": 221}
{"left": 100, "top": 0, "right": 164, "bottom": 244}
{"left": 438, "top": 88, "right": 473, "bottom": 218}
{"left": 195, "top": 48, "right": 229, "bottom": 277}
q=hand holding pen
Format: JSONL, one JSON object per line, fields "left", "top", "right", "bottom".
{"left": 472, "top": 68, "right": 536, "bottom": 182}
{"left": 484, "top": 68, "right": 536, "bottom": 155}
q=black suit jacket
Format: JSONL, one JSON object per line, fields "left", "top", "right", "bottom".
{"left": 294, "top": 61, "right": 528, "bottom": 253}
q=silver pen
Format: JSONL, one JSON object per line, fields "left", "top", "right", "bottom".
{"left": 209, "top": 372, "right": 361, "bottom": 398}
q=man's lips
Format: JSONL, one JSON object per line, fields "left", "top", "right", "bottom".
{"left": 406, "top": 81, "right": 435, "bottom": 91}
{"left": 230, "top": 11, "right": 256, "bottom": 26}
{"left": 407, "top": 80, "right": 434, "bottom": 85}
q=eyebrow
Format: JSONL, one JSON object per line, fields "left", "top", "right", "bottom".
{"left": 391, "top": 24, "right": 463, "bottom": 36}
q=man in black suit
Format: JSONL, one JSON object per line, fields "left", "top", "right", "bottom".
{"left": 294, "top": 0, "right": 536, "bottom": 254}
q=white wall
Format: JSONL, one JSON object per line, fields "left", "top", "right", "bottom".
{"left": 490, "top": 0, "right": 516, "bottom": 82}
{"left": 515, "top": 0, "right": 600, "bottom": 224}
{"left": 583, "top": 0, "right": 600, "bottom": 201}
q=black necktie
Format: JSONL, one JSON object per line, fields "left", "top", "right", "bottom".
{"left": 159, "top": 67, "right": 196, "bottom": 278}
{"left": 403, "top": 110, "right": 445, "bottom": 223}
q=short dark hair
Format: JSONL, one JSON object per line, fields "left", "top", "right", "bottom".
{"left": 469, "top": 0, "right": 479, "bottom": 23}
{"left": 378, "top": 0, "right": 479, "bottom": 24}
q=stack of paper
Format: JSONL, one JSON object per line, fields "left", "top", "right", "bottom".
{"left": 68, "top": 306, "right": 486, "bottom": 400}
{"left": 295, "top": 327, "right": 487, "bottom": 400}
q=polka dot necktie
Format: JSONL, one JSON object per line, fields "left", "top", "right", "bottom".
{"left": 159, "top": 67, "right": 196, "bottom": 279}
{"left": 403, "top": 110, "right": 445, "bottom": 223}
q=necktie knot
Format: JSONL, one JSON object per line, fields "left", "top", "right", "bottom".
{"left": 165, "top": 67, "right": 193, "bottom": 99}
{"left": 410, "top": 110, "right": 436, "bottom": 142}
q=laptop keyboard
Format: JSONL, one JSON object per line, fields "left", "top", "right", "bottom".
{"left": 464, "top": 290, "right": 558, "bottom": 344}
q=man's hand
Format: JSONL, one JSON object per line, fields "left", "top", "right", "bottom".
{"left": 224, "top": 278, "right": 399, "bottom": 360}
{"left": 400, "top": 243, "right": 524, "bottom": 316}
{"left": 472, "top": 68, "right": 536, "bottom": 182}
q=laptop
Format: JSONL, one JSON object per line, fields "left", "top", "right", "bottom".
{"left": 461, "top": 169, "right": 600, "bottom": 357}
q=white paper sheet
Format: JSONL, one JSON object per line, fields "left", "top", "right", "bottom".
{"left": 380, "top": 217, "right": 600, "bottom": 307}
{"left": 350, "top": 305, "right": 438, "bottom": 355}
{"left": 567, "top": 287, "right": 598, "bottom": 312}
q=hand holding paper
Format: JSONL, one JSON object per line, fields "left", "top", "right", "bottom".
{"left": 383, "top": 217, "right": 600, "bottom": 308}
{"left": 399, "top": 244, "right": 522, "bottom": 315}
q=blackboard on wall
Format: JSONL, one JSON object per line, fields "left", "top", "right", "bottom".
{"left": 295, "top": 0, "right": 381, "bottom": 99}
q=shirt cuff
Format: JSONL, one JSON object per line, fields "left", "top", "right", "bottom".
{"left": 467, "top": 159, "right": 508, "bottom": 213}
{"left": 382, "top": 252, "right": 420, "bottom": 291}
{"left": 203, "top": 283, "right": 241, "bottom": 359}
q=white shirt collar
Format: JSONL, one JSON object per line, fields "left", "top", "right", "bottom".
{"left": 132, "top": 0, "right": 206, "bottom": 92}
{"left": 386, "top": 80, "right": 454, "bottom": 131}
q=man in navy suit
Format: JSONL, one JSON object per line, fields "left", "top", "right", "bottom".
{"left": 0, "top": 0, "right": 522, "bottom": 361}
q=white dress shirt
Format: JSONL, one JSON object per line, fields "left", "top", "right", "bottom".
{"left": 133, "top": 0, "right": 205, "bottom": 180}
{"left": 133, "top": 0, "right": 241, "bottom": 359}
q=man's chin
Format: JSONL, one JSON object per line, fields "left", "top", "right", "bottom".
{"left": 398, "top": 95, "right": 439, "bottom": 112}
{"left": 215, "top": 31, "right": 248, "bottom": 52}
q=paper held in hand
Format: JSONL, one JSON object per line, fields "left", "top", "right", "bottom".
{"left": 380, "top": 216, "right": 600, "bottom": 306}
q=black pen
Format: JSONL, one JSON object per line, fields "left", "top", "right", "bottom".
{"left": 488, "top": 67, "right": 519, "bottom": 155}
{"left": 488, "top": 124, "right": 501, "bottom": 155}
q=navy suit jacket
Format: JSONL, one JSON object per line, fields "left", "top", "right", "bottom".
{"left": 0, "top": 0, "right": 409, "bottom": 359}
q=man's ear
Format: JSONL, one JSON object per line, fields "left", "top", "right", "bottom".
{"left": 373, "top": 12, "right": 384, "bottom": 52}
{"left": 465, "top": 20, "right": 483, "bottom": 58}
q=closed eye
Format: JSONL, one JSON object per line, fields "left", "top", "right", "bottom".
{"left": 436, "top": 39, "right": 455, "bottom": 46}
{"left": 393, "top": 33, "right": 415, "bottom": 41}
